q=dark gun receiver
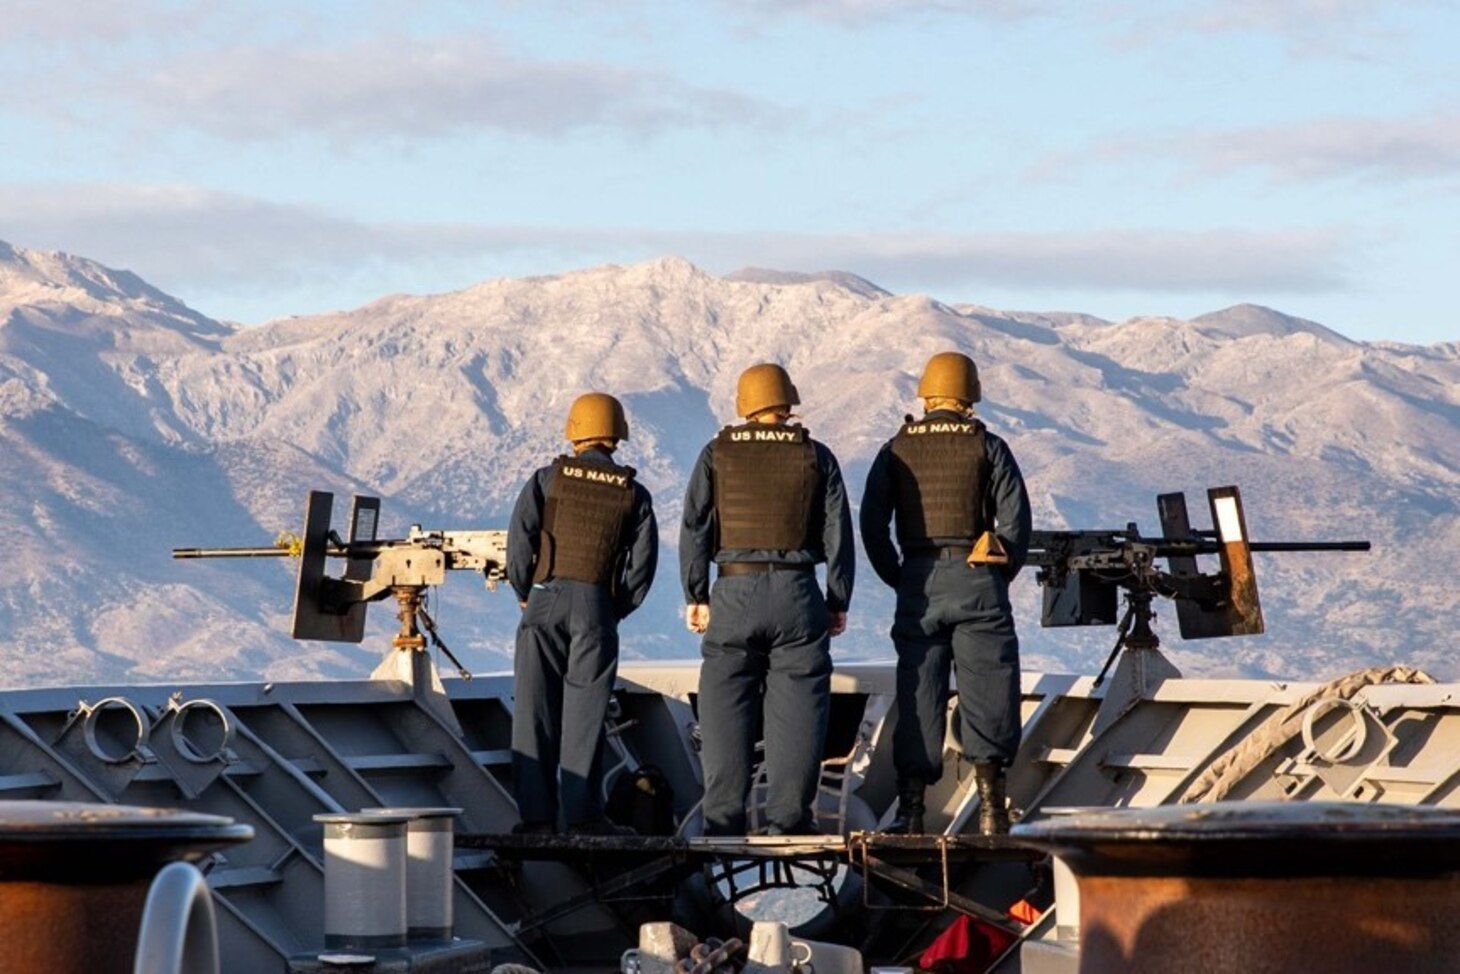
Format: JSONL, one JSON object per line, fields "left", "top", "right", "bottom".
{"left": 174, "top": 491, "right": 508, "bottom": 679}
{"left": 1027, "top": 486, "right": 1369, "bottom": 687}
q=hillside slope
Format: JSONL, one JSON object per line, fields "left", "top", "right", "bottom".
{"left": 1, "top": 244, "right": 1454, "bottom": 687}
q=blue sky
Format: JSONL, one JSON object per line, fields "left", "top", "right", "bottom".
{"left": 1, "top": 0, "right": 1456, "bottom": 343}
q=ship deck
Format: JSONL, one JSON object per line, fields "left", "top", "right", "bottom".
{"left": 0, "top": 657, "right": 1456, "bottom": 971}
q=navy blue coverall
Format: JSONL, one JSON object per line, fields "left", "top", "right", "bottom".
{"left": 680, "top": 433, "right": 855, "bottom": 835}
{"left": 859, "top": 410, "right": 1032, "bottom": 784}
{"left": 507, "top": 447, "right": 658, "bottom": 829}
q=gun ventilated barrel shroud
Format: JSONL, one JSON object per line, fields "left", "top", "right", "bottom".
{"left": 1028, "top": 532, "right": 1371, "bottom": 564}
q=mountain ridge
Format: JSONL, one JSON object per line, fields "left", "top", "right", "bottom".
{"left": 0, "top": 241, "right": 1454, "bottom": 688}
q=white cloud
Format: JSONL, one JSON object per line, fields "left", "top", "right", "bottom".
{"left": 1, "top": 183, "right": 1354, "bottom": 303}
{"left": 109, "top": 34, "right": 772, "bottom": 142}
{"left": 721, "top": 228, "right": 1351, "bottom": 293}
{"left": 0, "top": 184, "right": 523, "bottom": 286}
{"left": 0, "top": 0, "right": 204, "bottom": 45}
{"left": 1112, "top": 0, "right": 1439, "bottom": 59}
{"left": 1184, "top": 0, "right": 1420, "bottom": 35}
{"left": 1063, "top": 113, "right": 1460, "bottom": 184}
{"left": 732, "top": 0, "right": 1046, "bottom": 24}
{"left": 1178, "top": 114, "right": 1460, "bottom": 182}
{"left": 0, "top": 11, "right": 775, "bottom": 145}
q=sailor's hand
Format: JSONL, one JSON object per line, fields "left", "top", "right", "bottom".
{"left": 687, "top": 604, "right": 710, "bottom": 634}
{"left": 829, "top": 611, "right": 847, "bottom": 637}
{"left": 518, "top": 601, "right": 528, "bottom": 610}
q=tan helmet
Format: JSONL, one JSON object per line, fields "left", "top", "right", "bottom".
{"left": 735, "top": 363, "right": 800, "bottom": 419}
{"left": 917, "top": 351, "right": 981, "bottom": 404}
{"left": 564, "top": 392, "right": 629, "bottom": 442}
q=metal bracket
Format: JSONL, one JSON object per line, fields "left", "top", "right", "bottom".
{"left": 851, "top": 832, "right": 949, "bottom": 913}
{"left": 848, "top": 834, "right": 1024, "bottom": 933}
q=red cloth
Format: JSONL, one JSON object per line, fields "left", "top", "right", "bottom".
{"left": 917, "top": 914, "right": 1019, "bottom": 974}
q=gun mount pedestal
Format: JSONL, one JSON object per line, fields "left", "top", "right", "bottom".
{"left": 392, "top": 585, "right": 429, "bottom": 654}
{"left": 370, "top": 585, "right": 464, "bottom": 736}
{"left": 1092, "top": 588, "right": 1181, "bottom": 735}
{"left": 1094, "top": 587, "right": 1162, "bottom": 688}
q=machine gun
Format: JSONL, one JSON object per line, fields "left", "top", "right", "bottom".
{"left": 1028, "top": 486, "right": 1368, "bottom": 687}
{"left": 174, "top": 491, "right": 508, "bottom": 680}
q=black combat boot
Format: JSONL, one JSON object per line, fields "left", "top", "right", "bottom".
{"left": 973, "top": 762, "right": 1010, "bottom": 836}
{"left": 885, "top": 780, "right": 926, "bottom": 835}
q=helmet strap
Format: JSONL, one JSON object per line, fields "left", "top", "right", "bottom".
{"left": 923, "top": 397, "right": 974, "bottom": 416}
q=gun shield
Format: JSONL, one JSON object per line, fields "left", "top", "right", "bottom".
{"left": 291, "top": 491, "right": 370, "bottom": 642}
{"left": 1158, "top": 488, "right": 1265, "bottom": 639}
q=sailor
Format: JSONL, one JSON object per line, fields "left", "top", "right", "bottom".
{"left": 681, "top": 363, "right": 855, "bottom": 836}
{"left": 507, "top": 392, "right": 659, "bottom": 835}
{"left": 859, "top": 352, "right": 1032, "bottom": 835}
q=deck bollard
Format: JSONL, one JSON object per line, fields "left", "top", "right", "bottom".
{"left": 0, "top": 801, "right": 251, "bottom": 974}
{"left": 362, "top": 806, "right": 462, "bottom": 941}
{"left": 313, "top": 812, "right": 410, "bottom": 950}
{"left": 1013, "top": 801, "right": 1460, "bottom": 974}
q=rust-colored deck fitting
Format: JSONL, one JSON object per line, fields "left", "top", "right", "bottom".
{"left": 1012, "top": 801, "right": 1460, "bottom": 973}
{"left": 0, "top": 800, "right": 252, "bottom": 974}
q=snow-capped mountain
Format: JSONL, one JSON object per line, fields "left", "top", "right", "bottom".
{"left": 1, "top": 241, "right": 1455, "bottom": 688}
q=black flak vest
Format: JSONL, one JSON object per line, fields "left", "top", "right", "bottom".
{"left": 532, "top": 456, "right": 636, "bottom": 586}
{"left": 711, "top": 423, "right": 819, "bottom": 552}
{"left": 887, "top": 416, "right": 990, "bottom": 548}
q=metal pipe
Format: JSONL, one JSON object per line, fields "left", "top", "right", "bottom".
{"left": 133, "top": 862, "right": 219, "bottom": 974}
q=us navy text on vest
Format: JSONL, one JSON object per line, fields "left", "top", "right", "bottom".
{"left": 726, "top": 428, "right": 804, "bottom": 443}
{"left": 560, "top": 464, "right": 632, "bottom": 487}
{"left": 903, "top": 420, "right": 979, "bottom": 436}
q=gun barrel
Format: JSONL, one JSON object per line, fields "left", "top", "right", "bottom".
{"left": 1151, "top": 539, "right": 1371, "bottom": 556}
{"left": 172, "top": 547, "right": 294, "bottom": 559}
{"left": 1248, "top": 541, "right": 1371, "bottom": 553}
{"left": 1028, "top": 535, "right": 1371, "bottom": 564}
